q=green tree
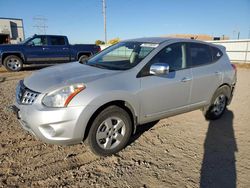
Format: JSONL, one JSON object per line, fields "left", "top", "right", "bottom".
{"left": 108, "top": 38, "right": 120, "bottom": 45}
{"left": 95, "top": 40, "right": 105, "bottom": 45}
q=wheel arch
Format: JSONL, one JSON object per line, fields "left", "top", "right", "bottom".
{"left": 217, "top": 83, "right": 232, "bottom": 100}
{"left": 77, "top": 51, "right": 92, "bottom": 60}
{"left": 2, "top": 52, "right": 25, "bottom": 63}
{"left": 83, "top": 100, "right": 138, "bottom": 141}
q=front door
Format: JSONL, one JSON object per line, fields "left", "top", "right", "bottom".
{"left": 138, "top": 43, "right": 192, "bottom": 123}
{"left": 25, "top": 36, "right": 50, "bottom": 63}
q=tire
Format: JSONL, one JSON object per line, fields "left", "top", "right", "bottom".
{"left": 203, "top": 86, "right": 229, "bottom": 120}
{"left": 78, "top": 55, "right": 88, "bottom": 64}
{"left": 87, "top": 105, "right": 132, "bottom": 156}
{"left": 3, "top": 55, "right": 23, "bottom": 72}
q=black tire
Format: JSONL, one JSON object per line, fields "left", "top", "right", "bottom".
{"left": 87, "top": 105, "right": 132, "bottom": 156}
{"left": 3, "top": 55, "right": 23, "bottom": 72}
{"left": 203, "top": 86, "right": 229, "bottom": 120}
{"left": 78, "top": 55, "right": 88, "bottom": 64}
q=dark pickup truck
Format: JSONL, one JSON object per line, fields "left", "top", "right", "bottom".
{"left": 0, "top": 34, "right": 101, "bottom": 71}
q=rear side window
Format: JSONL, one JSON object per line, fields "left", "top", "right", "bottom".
{"left": 189, "top": 43, "right": 212, "bottom": 66}
{"left": 211, "top": 46, "right": 223, "bottom": 62}
{"left": 50, "top": 36, "right": 66, "bottom": 45}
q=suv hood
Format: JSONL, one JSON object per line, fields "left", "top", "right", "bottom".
{"left": 24, "top": 62, "right": 120, "bottom": 93}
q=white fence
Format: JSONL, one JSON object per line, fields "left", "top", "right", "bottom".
{"left": 100, "top": 39, "right": 250, "bottom": 64}
{"left": 208, "top": 39, "right": 250, "bottom": 64}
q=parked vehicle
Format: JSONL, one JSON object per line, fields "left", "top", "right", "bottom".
{"left": 11, "top": 37, "right": 237, "bottom": 156}
{"left": 0, "top": 34, "right": 101, "bottom": 71}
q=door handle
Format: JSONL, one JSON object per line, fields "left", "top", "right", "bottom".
{"left": 42, "top": 47, "right": 49, "bottom": 50}
{"left": 63, "top": 47, "right": 69, "bottom": 50}
{"left": 181, "top": 77, "right": 192, "bottom": 82}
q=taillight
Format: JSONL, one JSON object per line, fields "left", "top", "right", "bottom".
{"left": 231, "top": 64, "right": 237, "bottom": 72}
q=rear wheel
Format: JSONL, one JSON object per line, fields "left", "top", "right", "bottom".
{"left": 203, "top": 87, "right": 228, "bottom": 120}
{"left": 4, "top": 55, "right": 23, "bottom": 72}
{"left": 87, "top": 106, "right": 132, "bottom": 156}
{"left": 78, "top": 55, "right": 89, "bottom": 64}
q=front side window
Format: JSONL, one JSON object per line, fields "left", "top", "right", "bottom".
{"left": 151, "top": 43, "right": 187, "bottom": 71}
{"left": 86, "top": 42, "right": 157, "bottom": 70}
{"left": 29, "top": 36, "right": 47, "bottom": 46}
{"left": 50, "top": 36, "right": 66, "bottom": 45}
{"left": 189, "top": 43, "right": 212, "bottom": 66}
{"left": 140, "top": 43, "right": 187, "bottom": 77}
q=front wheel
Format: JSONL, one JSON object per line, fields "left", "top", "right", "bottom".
{"left": 203, "top": 87, "right": 228, "bottom": 120}
{"left": 3, "top": 55, "right": 23, "bottom": 72}
{"left": 87, "top": 106, "right": 132, "bottom": 156}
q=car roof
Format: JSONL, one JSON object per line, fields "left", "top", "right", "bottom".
{"left": 124, "top": 37, "right": 210, "bottom": 43}
{"left": 33, "top": 34, "right": 67, "bottom": 38}
{"left": 124, "top": 37, "right": 172, "bottom": 44}
{"left": 124, "top": 37, "right": 225, "bottom": 50}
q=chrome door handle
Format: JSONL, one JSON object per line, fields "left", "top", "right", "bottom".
{"left": 181, "top": 77, "right": 192, "bottom": 82}
{"left": 42, "top": 47, "right": 49, "bottom": 50}
{"left": 63, "top": 48, "right": 69, "bottom": 50}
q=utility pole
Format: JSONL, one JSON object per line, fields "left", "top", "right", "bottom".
{"left": 33, "top": 16, "right": 48, "bottom": 34}
{"left": 237, "top": 31, "right": 240, "bottom": 40}
{"left": 102, "top": 0, "right": 107, "bottom": 44}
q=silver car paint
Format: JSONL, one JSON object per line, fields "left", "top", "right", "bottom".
{"left": 15, "top": 38, "right": 236, "bottom": 145}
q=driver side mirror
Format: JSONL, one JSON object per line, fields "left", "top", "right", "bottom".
{"left": 150, "top": 63, "right": 170, "bottom": 75}
{"left": 27, "top": 41, "right": 34, "bottom": 46}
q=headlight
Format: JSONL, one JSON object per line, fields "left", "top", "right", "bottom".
{"left": 42, "top": 83, "right": 85, "bottom": 107}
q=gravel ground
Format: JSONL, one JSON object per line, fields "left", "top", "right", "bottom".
{"left": 0, "top": 66, "right": 249, "bottom": 187}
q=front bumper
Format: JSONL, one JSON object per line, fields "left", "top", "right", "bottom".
{"left": 11, "top": 102, "right": 96, "bottom": 145}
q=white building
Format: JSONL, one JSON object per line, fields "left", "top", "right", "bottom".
{"left": 0, "top": 17, "right": 25, "bottom": 44}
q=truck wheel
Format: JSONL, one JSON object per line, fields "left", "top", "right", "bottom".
{"left": 203, "top": 86, "right": 228, "bottom": 120}
{"left": 87, "top": 106, "right": 132, "bottom": 156}
{"left": 4, "top": 55, "right": 23, "bottom": 72}
{"left": 78, "top": 55, "right": 88, "bottom": 64}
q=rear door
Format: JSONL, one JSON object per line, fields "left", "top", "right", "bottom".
{"left": 188, "top": 43, "right": 223, "bottom": 108}
{"left": 47, "top": 36, "right": 70, "bottom": 63}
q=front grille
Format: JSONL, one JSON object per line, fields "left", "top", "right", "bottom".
{"left": 16, "top": 80, "right": 39, "bottom": 105}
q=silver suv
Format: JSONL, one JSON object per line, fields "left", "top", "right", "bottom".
{"left": 12, "top": 38, "right": 236, "bottom": 156}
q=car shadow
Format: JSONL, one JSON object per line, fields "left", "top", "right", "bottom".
{"left": 200, "top": 109, "right": 237, "bottom": 188}
{"left": 127, "top": 120, "right": 160, "bottom": 146}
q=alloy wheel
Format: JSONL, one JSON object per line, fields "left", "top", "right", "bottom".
{"left": 96, "top": 117, "right": 126, "bottom": 150}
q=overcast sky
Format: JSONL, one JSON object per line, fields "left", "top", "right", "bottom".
{"left": 1, "top": 0, "right": 250, "bottom": 43}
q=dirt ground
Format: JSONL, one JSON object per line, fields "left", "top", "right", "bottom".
{"left": 0, "top": 65, "right": 249, "bottom": 188}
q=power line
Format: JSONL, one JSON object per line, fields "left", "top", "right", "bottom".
{"left": 33, "top": 16, "right": 48, "bottom": 34}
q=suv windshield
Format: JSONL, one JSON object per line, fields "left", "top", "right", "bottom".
{"left": 86, "top": 42, "right": 158, "bottom": 70}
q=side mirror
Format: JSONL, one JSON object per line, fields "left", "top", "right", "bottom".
{"left": 150, "top": 63, "right": 170, "bottom": 75}
{"left": 27, "top": 41, "right": 34, "bottom": 46}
